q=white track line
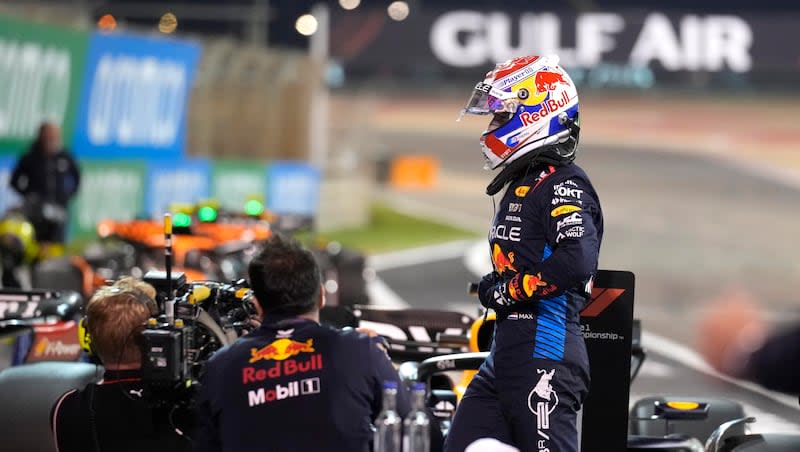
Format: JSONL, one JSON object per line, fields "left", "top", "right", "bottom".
{"left": 464, "top": 240, "right": 493, "bottom": 277}
{"left": 365, "top": 277, "right": 411, "bottom": 309}
{"left": 367, "top": 239, "right": 475, "bottom": 272}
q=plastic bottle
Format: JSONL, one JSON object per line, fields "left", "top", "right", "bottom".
{"left": 403, "top": 383, "right": 430, "bottom": 452}
{"left": 374, "top": 381, "right": 403, "bottom": 452}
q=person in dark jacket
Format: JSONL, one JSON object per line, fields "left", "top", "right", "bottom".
{"left": 50, "top": 278, "right": 191, "bottom": 452}
{"left": 446, "top": 55, "right": 603, "bottom": 452}
{"left": 193, "top": 233, "right": 410, "bottom": 452}
{"left": 10, "top": 122, "right": 80, "bottom": 243}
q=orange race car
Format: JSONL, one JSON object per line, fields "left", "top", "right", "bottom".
{"left": 32, "top": 201, "right": 274, "bottom": 299}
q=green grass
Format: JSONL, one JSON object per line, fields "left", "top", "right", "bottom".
{"left": 300, "top": 203, "right": 480, "bottom": 254}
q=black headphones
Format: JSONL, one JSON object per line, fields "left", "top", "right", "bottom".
{"left": 78, "top": 286, "right": 158, "bottom": 356}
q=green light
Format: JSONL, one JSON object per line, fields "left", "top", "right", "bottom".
{"left": 173, "top": 212, "right": 192, "bottom": 228}
{"left": 245, "top": 199, "right": 264, "bottom": 216}
{"left": 197, "top": 206, "right": 218, "bottom": 222}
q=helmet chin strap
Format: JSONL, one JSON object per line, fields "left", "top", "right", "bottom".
{"left": 485, "top": 150, "right": 563, "bottom": 196}
{"left": 484, "top": 113, "right": 580, "bottom": 196}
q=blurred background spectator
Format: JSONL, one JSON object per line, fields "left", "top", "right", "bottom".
{"left": 10, "top": 122, "right": 80, "bottom": 244}
{"left": 697, "top": 290, "right": 800, "bottom": 397}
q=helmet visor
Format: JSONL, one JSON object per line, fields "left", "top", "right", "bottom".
{"left": 461, "top": 82, "right": 511, "bottom": 116}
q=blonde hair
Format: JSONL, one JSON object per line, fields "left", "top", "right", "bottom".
{"left": 86, "top": 277, "right": 157, "bottom": 366}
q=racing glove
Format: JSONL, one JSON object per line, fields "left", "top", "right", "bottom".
{"left": 478, "top": 272, "right": 516, "bottom": 314}
{"left": 477, "top": 272, "right": 501, "bottom": 308}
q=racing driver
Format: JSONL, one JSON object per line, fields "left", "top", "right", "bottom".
{"left": 445, "top": 55, "right": 603, "bottom": 452}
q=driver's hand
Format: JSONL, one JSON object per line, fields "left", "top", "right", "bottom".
{"left": 356, "top": 327, "right": 378, "bottom": 337}
{"left": 357, "top": 327, "right": 389, "bottom": 355}
{"left": 477, "top": 272, "right": 502, "bottom": 308}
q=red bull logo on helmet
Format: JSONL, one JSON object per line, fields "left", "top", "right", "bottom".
{"left": 520, "top": 90, "right": 572, "bottom": 127}
{"left": 249, "top": 338, "right": 315, "bottom": 363}
{"left": 534, "top": 70, "right": 570, "bottom": 93}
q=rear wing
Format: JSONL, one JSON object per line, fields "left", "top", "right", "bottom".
{"left": 350, "top": 306, "right": 474, "bottom": 361}
{"left": 0, "top": 289, "right": 83, "bottom": 327}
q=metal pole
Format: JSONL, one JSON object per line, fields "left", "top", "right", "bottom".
{"left": 308, "top": 3, "right": 329, "bottom": 170}
{"left": 247, "top": 0, "right": 268, "bottom": 45}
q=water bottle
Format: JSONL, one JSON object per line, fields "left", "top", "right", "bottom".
{"left": 403, "top": 383, "right": 430, "bottom": 452}
{"left": 374, "top": 381, "right": 402, "bottom": 452}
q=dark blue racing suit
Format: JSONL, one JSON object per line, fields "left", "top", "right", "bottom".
{"left": 446, "top": 162, "right": 603, "bottom": 452}
{"left": 194, "top": 316, "right": 410, "bottom": 452}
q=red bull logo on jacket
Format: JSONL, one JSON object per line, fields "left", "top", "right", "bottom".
{"left": 249, "top": 338, "right": 315, "bottom": 363}
{"left": 242, "top": 354, "right": 324, "bottom": 384}
{"left": 492, "top": 244, "right": 517, "bottom": 274}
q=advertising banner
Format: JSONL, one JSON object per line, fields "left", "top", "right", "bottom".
{"left": 145, "top": 158, "right": 211, "bottom": 220}
{"left": 72, "top": 32, "right": 201, "bottom": 159}
{"left": 330, "top": 8, "right": 800, "bottom": 88}
{"left": 0, "top": 157, "right": 22, "bottom": 214}
{"left": 68, "top": 159, "right": 146, "bottom": 240}
{"left": 266, "top": 162, "right": 320, "bottom": 217}
{"left": 580, "top": 270, "right": 635, "bottom": 451}
{"left": 0, "top": 16, "right": 89, "bottom": 155}
{"left": 211, "top": 160, "right": 268, "bottom": 213}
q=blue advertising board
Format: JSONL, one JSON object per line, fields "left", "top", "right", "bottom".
{"left": 72, "top": 33, "right": 201, "bottom": 159}
{"left": 145, "top": 159, "right": 211, "bottom": 220}
{"left": 0, "top": 157, "right": 21, "bottom": 215}
{"left": 266, "top": 162, "right": 321, "bottom": 217}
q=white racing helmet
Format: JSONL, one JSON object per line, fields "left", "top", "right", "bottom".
{"left": 460, "top": 55, "right": 580, "bottom": 170}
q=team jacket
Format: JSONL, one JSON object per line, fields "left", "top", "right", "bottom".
{"left": 50, "top": 369, "right": 191, "bottom": 452}
{"left": 194, "top": 316, "right": 411, "bottom": 452}
{"left": 489, "top": 162, "right": 603, "bottom": 359}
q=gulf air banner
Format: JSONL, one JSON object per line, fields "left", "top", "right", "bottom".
{"left": 0, "top": 16, "right": 88, "bottom": 155}
{"left": 72, "top": 32, "right": 201, "bottom": 159}
{"left": 330, "top": 8, "right": 800, "bottom": 88}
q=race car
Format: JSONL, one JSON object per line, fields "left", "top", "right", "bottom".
{"left": 320, "top": 270, "right": 799, "bottom": 452}
{"left": 30, "top": 200, "right": 368, "bottom": 306}
{"left": 0, "top": 196, "right": 68, "bottom": 289}
{"left": 0, "top": 289, "right": 84, "bottom": 370}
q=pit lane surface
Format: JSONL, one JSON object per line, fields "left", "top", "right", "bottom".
{"left": 370, "top": 132, "right": 800, "bottom": 432}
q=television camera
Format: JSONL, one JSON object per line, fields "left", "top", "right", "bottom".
{"left": 135, "top": 214, "right": 259, "bottom": 406}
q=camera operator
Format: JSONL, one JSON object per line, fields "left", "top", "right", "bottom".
{"left": 50, "top": 278, "right": 191, "bottom": 452}
{"left": 193, "top": 233, "right": 410, "bottom": 452}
